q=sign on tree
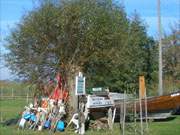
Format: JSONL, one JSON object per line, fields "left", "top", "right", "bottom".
{"left": 75, "top": 72, "right": 86, "bottom": 95}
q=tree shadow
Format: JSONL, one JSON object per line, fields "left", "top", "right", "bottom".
{"left": 153, "top": 116, "right": 176, "bottom": 122}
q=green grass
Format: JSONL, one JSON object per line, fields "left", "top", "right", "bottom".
{"left": 0, "top": 99, "right": 32, "bottom": 121}
{"left": 0, "top": 99, "right": 180, "bottom": 135}
{"left": 149, "top": 116, "right": 180, "bottom": 135}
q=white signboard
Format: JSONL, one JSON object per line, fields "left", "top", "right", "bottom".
{"left": 109, "top": 92, "right": 126, "bottom": 101}
{"left": 87, "top": 95, "right": 114, "bottom": 108}
{"left": 75, "top": 73, "right": 86, "bottom": 95}
{"left": 92, "top": 87, "right": 103, "bottom": 92}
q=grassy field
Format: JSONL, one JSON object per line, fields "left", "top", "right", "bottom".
{"left": 0, "top": 99, "right": 180, "bottom": 135}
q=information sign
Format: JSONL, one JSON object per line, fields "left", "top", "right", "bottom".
{"left": 87, "top": 95, "right": 114, "bottom": 108}
{"left": 75, "top": 73, "right": 86, "bottom": 95}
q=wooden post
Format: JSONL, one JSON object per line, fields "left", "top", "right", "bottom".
{"left": 78, "top": 96, "right": 85, "bottom": 135}
{"left": 144, "top": 88, "right": 148, "bottom": 133}
{"left": 26, "top": 92, "right": 29, "bottom": 104}
{"left": 120, "top": 102, "right": 123, "bottom": 134}
{"left": 122, "top": 91, "right": 126, "bottom": 135}
{"left": 134, "top": 100, "right": 137, "bottom": 135}
{"left": 0, "top": 87, "right": 3, "bottom": 122}
{"left": 75, "top": 71, "right": 86, "bottom": 135}
{"left": 108, "top": 108, "right": 113, "bottom": 130}
{"left": 12, "top": 88, "right": 14, "bottom": 99}
{"left": 78, "top": 95, "right": 81, "bottom": 134}
{"left": 139, "top": 76, "right": 145, "bottom": 135}
{"left": 112, "top": 108, "right": 116, "bottom": 124}
{"left": 1, "top": 87, "right": 3, "bottom": 100}
{"left": 139, "top": 96, "right": 143, "bottom": 135}
{"left": 0, "top": 112, "right": 2, "bottom": 122}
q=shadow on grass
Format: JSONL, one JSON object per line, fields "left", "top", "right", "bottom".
{"left": 153, "top": 116, "right": 176, "bottom": 122}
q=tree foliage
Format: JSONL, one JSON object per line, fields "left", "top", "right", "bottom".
{"left": 5, "top": 0, "right": 157, "bottom": 95}
{"left": 163, "top": 25, "right": 180, "bottom": 88}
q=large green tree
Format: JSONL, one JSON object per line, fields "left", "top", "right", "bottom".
{"left": 84, "top": 13, "right": 157, "bottom": 94}
{"left": 5, "top": 0, "right": 157, "bottom": 108}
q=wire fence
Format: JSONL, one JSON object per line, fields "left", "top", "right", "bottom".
{"left": 0, "top": 87, "right": 33, "bottom": 100}
{"left": 0, "top": 88, "right": 34, "bottom": 122}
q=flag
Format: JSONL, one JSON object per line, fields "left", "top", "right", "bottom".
{"left": 49, "top": 73, "right": 68, "bottom": 101}
{"left": 56, "top": 73, "right": 62, "bottom": 89}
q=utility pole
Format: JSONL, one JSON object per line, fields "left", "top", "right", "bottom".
{"left": 157, "top": 0, "right": 163, "bottom": 96}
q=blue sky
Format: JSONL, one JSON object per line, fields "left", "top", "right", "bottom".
{"left": 0, "top": 0, "right": 179, "bottom": 80}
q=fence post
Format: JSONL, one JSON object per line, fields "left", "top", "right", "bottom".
{"left": 0, "top": 112, "right": 2, "bottom": 122}
{"left": 26, "top": 91, "right": 29, "bottom": 104}
{"left": 0, "top": 87, "right": 3, "bottom": 122}
{"left": 12, "top": 88, "right": 14, "bottom": 99}
{"left": 134, "top": 100, "right": 137, "bottom": 135}
{"left": 122, "top": 91, "right": 126, "bottom": 135}
{"left": 139, "top": 93, "right": 143, "bottom": 135}
{"left": 1, "top": 88, "right": 3, "bottom": 100}
{"left": 144, "top": 88, "right": 148, "bottom": 133}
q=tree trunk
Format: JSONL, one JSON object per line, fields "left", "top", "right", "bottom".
{"left": 66, "top": 65, "right": 81, "bottom": 112}
{"left": 67, "top": 73, "right": 78, "bottom": 112}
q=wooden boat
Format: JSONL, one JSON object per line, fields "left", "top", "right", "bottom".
{"left": 87, "top": 91, "right": 180, "bottom": 120}
{"left": 134, "top": 91, "right": 180, "bottom": 113}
